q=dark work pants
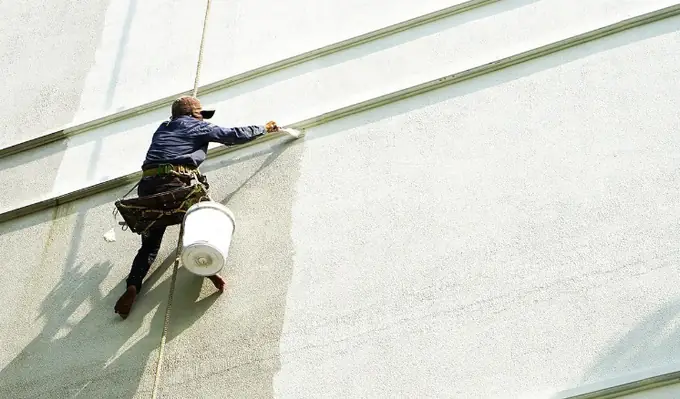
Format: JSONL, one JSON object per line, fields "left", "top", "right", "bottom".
{"left": 125, "top": 174, "right": 193, "bottom": 292}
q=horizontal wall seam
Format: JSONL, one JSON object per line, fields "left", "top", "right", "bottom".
{"left": 554, "top": 366, "right": 680, "bottom": 398}
{"left": 1, "top": 3, "right": 678, "bottom": 224}
{"left": 0, "top": 0, "right": 498, "bottom": 158}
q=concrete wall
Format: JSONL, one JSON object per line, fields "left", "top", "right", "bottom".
{"left": 3, "top": 1, "right": 680, "bottom": 398}
{"left": 2, "top": 0, "right": 679, "bottom": 212}
{"left": 2, "top": 0, "right": 459, "bottom": 146}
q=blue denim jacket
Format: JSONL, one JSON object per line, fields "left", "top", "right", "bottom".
{"left": 142, "top": 115, "right": 266, "bottom": 169}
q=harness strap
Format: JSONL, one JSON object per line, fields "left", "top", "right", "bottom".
{"left": 142, "top": 164, "right": 199, "bottom": 178}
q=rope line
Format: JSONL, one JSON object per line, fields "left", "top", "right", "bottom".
{"left": 151, "top": 1, "right": 213, "bottom": 397}
{"left": 150, "top": 226, "right": 184, "bottom": 399}
{"left": 192, "top": 0, "right": 213, "bottom": 97}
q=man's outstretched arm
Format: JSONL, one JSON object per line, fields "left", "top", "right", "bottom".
{"left": 204, "top": 121, "right": 279, "bottom": 146}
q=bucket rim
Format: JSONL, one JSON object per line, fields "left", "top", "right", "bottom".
{"left": 184, "top": 201, "right": 236, "bottom": 226}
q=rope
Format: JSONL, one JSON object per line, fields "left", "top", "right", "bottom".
{"left": 150, "top": 1, "right": 213, "bottom": 397}
{"left": 192, "top": 0, "right": 213, "bottom": 97}
{"left": 150, "top": 224, "right": 185, "bottom": 399}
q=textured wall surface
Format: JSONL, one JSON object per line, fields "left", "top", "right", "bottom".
{"left": 0, "top": 0, "right": 460, "bottom": 141}
{"left": 0, "top": 0, "right": 465, "bottom": 210}
{"left": 0, "top": 0, "right": 111, "bottom": 147}
{"left": 3, "top": 1, "right": 680, "bottom": 398}
{"left": 2, "top": 0, "right": 678, "bottom": 213}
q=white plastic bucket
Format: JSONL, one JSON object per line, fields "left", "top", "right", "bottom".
{"left": 181, "top": 201, "right": 236, "bottom": 276}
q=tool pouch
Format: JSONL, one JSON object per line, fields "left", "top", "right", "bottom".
{"left": 114, "top": 181, "right": 210, "bottom": 235}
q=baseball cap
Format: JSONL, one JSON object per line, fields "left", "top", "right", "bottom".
{"left": 171, "top": 96, "right": 215, "bottom": 119}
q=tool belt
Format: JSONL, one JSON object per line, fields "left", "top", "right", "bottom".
{"left": 113, "top": 164, "right": 211, "bottom": 235}
{"left": 142, "top": 163, "right": 198, "bottom": 178}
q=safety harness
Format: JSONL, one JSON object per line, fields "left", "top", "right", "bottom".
{"left": 113, "top": 165, "right": 211, "bottom": 235}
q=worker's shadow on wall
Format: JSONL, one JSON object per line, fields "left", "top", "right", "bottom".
{"left": 0, "top": 136, "right": 301, "bottom": 398}
{"left": 102, "top": 258, "right": 222, "bottom": 397}
{"left": 0, "top": 253, "right": 218, "bottom": 398}
{"left": 0, "top": 200, "right": 220, "bottom": 399}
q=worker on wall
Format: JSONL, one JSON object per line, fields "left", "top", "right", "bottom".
{"left": 114, "top": 95, "right": 279, "bottom": 319}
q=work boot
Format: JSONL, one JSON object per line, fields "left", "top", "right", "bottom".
{"left": 114, "top": 285, "right": 137, "bottom": 319}
{"left": 207, "top": 274, "right": 226, "bottom": 292}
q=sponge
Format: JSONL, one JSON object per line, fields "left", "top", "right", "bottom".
{"left": 280, "top": 128, "right": 305, "bottom": 139}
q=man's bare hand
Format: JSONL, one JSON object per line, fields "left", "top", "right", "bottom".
{"left": 265, "top": 120, "right": 279, "bottom": 133}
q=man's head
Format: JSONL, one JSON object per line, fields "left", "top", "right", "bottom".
{"left": 171, "top": 96, "right": 215, "bottom": 121}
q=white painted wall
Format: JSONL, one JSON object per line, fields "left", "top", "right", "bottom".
{"left": 2, "top": 1, "right": 680, "bottom": 398}
{"left": 0, "top": 0, "right": 110, "bottom": 147}
{"left": 268, "top": 24, "right": 680, "bottom": 398}
{"left": 53, "top": 0, "right": 464, "bottom": 122}
{"left": 0, "top": 0, "right": 466, "bottom": 210}
{"left": 2, "top": 0, "right": 678, "bottom": 215}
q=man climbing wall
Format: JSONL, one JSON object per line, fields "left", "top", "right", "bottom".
{"left": 114, "top": 95, "right": 280, "bottom": 319}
